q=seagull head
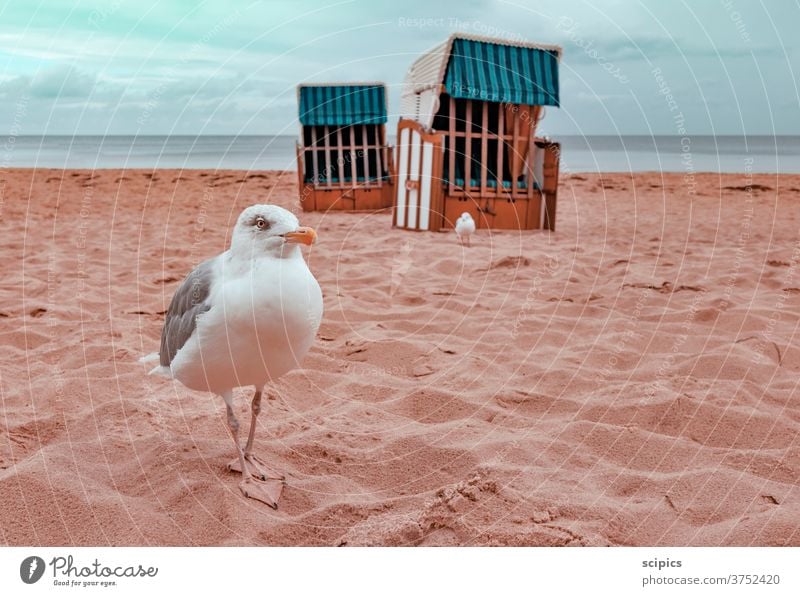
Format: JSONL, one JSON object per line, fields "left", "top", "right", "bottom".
{"left": 459, "top": 212, "right": 473, "bottom": 222}
{"left": 231, "top": 204, "right": 317, "bottom": 258}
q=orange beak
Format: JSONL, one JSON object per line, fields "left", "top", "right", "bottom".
{"left": 283, "top": 226, "right": 317, "bottom": 246}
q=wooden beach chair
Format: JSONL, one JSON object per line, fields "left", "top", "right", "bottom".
{"left": 394, "top": 34, "right": 562, "bottom": 232}
{"left": 296, "top": 83, "right": 394, "bottom": 212}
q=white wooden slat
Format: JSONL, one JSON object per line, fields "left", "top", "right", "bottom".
{"left": 349, "top": 126, "right": 357, "bottom": 190}
{"left": 310, "top": 126, "right": 319, "bottom": 183}
{"left": 533, "top": 143, "right": 544, "bottom": 190}
{"left": 419, "top": 140, "right": 434, "bottom": 231}
{"left": 407, "top": 130, "right": 421, "bottom": 229}
{"left": 464, "top": 101, "right": 472, "bottom": 191}
{"left": 323, "top": 125, "right": 332, "bottom": 188}
{"left": 480, "top": 102, "right": 488, "bottom": 196}
{"left": 361, "top": 125, "right": 370, "bottom": 186}
{"left": 448, "top": 95, "right": 456, "bottom": 195}
{"left": 396, "top": 127, "right": 410, "bottom": 227}
{"left": 540, "top": 188, "right": 546, "bottom": 230}
{"left": 496, "top": 104, "right": 504, "bottom": 196}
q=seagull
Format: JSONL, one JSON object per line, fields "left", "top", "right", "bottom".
{"left": 141, "top": 204, "right": 323, "bottom": 508}
{"left": 455, "top": 212, "right": 476, "bottom": 247}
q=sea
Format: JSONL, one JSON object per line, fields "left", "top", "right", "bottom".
{"left": 1, "top": 135, "right": 797, "bottom": 173}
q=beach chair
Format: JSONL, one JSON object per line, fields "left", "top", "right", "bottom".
{"left": 394, "top": 34, "right": 562, "bottom": 232}
{"left": 296, "top": 83, "right": 394, "bottom": 212}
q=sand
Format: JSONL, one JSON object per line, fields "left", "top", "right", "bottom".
{"left": 1, "top": 167, "right": 798, "bottom": 546}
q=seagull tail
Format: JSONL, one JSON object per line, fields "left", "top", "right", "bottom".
{"left": 148, "top": 365, "right": 173, "bottom": 378}
{"left": 138, "top": 352, "right": 172, "bottom": 378}
{"left": 139, "top": 352, "right": 160, "bottom": 366}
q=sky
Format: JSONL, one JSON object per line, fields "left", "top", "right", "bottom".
{"left": 0, "top": 0, "right": 798, "bottom": 136}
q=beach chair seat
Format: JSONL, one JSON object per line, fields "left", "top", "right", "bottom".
{"left": 393, "top": 34, "right": 562, "bottom": 232}
{"left": 295, "top": 84, "right": 394, "bottom": 211}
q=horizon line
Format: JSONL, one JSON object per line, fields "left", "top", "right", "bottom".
{"left": 9, "top": 133, "right": 800, "bottom": 138}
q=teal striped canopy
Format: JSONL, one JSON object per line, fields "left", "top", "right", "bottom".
{"left": 298, "top": 84, "right": 387, "bottom": 126}
{"left": 444, "top": 38, "right": 560, "bottom": 107}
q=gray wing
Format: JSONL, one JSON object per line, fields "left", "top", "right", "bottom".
{"left": 159, "top": 257, "right": 216, "bottom": 367}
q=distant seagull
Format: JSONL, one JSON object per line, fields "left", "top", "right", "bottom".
{"left": 141, "top": 205, "right": 323, "bottom": 508}
{"left": 455, "top": 212, "right": 476, "bottom": 247}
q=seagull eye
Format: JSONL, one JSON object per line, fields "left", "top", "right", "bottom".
{"left": 255, "top": 217, "right": 269, "bottom": 230}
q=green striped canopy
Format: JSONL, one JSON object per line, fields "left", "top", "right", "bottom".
{"left": 298, "top": 84, "right": 387, "bottom": 126}
{"left": 444, "top": 38, "right": 560, "bottom": 106}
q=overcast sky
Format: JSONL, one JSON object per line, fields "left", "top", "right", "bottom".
{"left": 0, "top": 0, "right": 797, "bottom": 136}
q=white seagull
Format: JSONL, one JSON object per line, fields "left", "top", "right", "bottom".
{"left": 455, "top": 212, "right": 476, "bottom": 247}
{"left": 141, "top": 204, "right": 323, "bottom": 508}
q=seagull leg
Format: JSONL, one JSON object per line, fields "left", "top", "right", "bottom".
{"left": 223, "top": 395, "right": 249, "bottom": 482}
{"left": 221, "top": 390, "right": 282, "bottom": 508}
{"left": 244, "top": 388, "right": 261, "bottom": 454}
{"left": 227, "top": 387, "right": 284, "bottom": 481}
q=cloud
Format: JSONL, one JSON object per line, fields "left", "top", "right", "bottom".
{"left": 0, "top": 65, "right": 98, "bottom": 99}
{"left": 0, "top": 0, "right": 796, "bottom": 135}
{"left": 157, "top": 73, "right": 273, "bottom": 101}
{"left": 30, "top": 65, "right": 97, "bottom": 98}
{"left": 0, "top": 75, "right": 29, "bottom": 99}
